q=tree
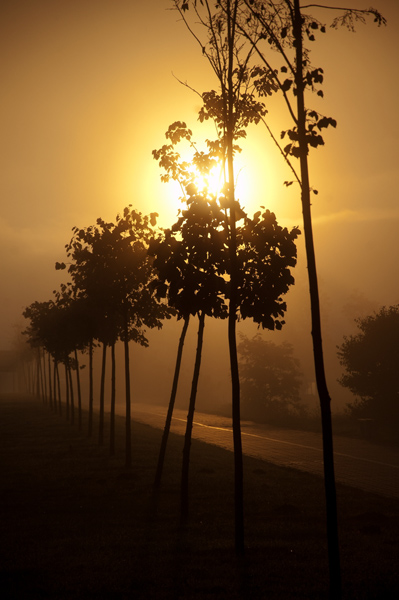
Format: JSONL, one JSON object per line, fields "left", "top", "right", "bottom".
{"left": 150, "top": 188, "right": 228, "bottom": 520}
{"left": 23, "top": 296, "right": 76, "bottom": 416}
{"left": 173, "top": 0, "right": 272, "bottom": 552}
{"left": 238, "top": 333, "right": 304, "bottom": 424}
{"left": 337, "top": 305, "right": 399, "bottom": 427}
{"left": 169, "top": 1, "right": 283, "bottom": 552}
{"left": 231, "top": 2, "right": 385, "bottom": 594}
{"left": 154, "top": 125, "right": 299, "bottom": 537}
{"left": 22, "top": 300, "right": 54, "bottom": 404}
{"left": 152, "top": 315, "right": 190, "bottom": 492}
{"left": 60, "top": 207, "right": 173, "bottom": 467}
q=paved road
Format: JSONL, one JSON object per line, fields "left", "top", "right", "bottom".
{"left": 129, "top": 403, "right": 399, "bottom": 500}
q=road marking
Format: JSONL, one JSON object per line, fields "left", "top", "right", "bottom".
{"left": 171, "top": 415, "right": 399, "bottom": 470}
{"left": 134, "top": 409, "right": 399, "bottom": 471}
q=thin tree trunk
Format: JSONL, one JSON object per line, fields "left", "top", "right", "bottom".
{"left": 35, "top": 349, "right": 41, "bottom": 399}
{"left": 99, "top": 342, "right": 107, "bottom": 446}
{"left": 38, "top": 348, "right": 46, "bottom": 403}
{"left": 88, "top": 339, "right": 94, "bottom": 438}
{"left": 53, "top": 360, "right": 57, "bottom": 412}
{"left": 110, "top": 342, "right": 116, "bottom": 456}
{"left": 56, "top": 362, "right": 62, "bottom": 415}
{"left": 74, "top": 349, "right": 82, "bottom": 431}
{"left": 48, "top": 353, "right": 53, "bottom": 409}
{"left": 68, "top": 363, "right": 75, "bottom": 426}
{"left": 180, "top": 312, "right": 205, "bottom": 524}
{"left": 42, "top": 349, "right": 48, "bottom": 404}
{"left": 154, "top": 315, "right": 190, "bottom": 492}
{"left": 293, "top": 1, "right": 341, "bottom": 597}
{"left": 226, "top": 0, "right": 245, "bottom": 556}
{"left": 124, "top": 332, "right": 132, "bottom": 469}
{"left": 64, "top": 362, "right": 70, "bottom": 421}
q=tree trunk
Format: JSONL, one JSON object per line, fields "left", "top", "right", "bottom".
{"left": 110, "top": 342, "right": 116, "bottom": 456}
{"left": 64, "top": 362, "right": 70, "bottom": 421}
{"left": 39, "top": 348, "right": 47, "bottom": 404}
{"left": 99, "top": 342, "right": 107, "bottom": 445}
{"left": 124, "top": 316, "right": 132, "bottom": 469}
{"left": 35, "top": 349, "right": 41, "bottom": 399}
{"left": 56, "top": 362, "right": 62, "bottom": 415}
{"left": 293, "top": 1, "right": 341, "bottom": 597}
{"left": 68, "top": 363, "right": 75, "bottom": 426}
{"left": 53, "top": 360, "right": 57, "bottom": 412}
{"left": 48, "top": 353, "right": 53, "bottom": 409}
{"left": 180, "top": 312, "right": 205, "bottom": 524}
{"left": 154, "top": 315, "right": 190, "bottom": 492}
{"left": 226, "top": 0, "right": 245, "bottom": 556}
{"left": 88, "top": 339, "right": 94, "bottom": 438}
{"left": 74, "top": 349, "right": 82, "bottom": 431}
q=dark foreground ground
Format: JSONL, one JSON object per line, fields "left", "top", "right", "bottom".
{"left": 1, "top": 395, "right": 398, "bottom": 599}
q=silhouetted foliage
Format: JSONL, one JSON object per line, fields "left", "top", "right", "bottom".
{"left": 163, "top": 2, "right": 301, "bottom": 552}
{"left": 23, "top": 292, "right": 85, "bottom": 422}
{"left": 238, "top": 333, "right": 304, "bottom": 424}
{"left": 233, "top": 2, "right": 385, "bottom": 592}
{"left": 150, "top": 189, "right": 228, "bottom": 519}
{"left": 338, "top": 305, "right": 399, "bottom": 426}
{"left": 236, "top": 208, "right": 299, "bottom": 328}
{"left": 152, "top": 124, "right": 299, "bottom": 521}
{"left": 59, "top": 207, "right": 174, "bottom": 465}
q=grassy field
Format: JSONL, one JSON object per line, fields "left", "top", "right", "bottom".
{"left": 0, "top": 394, "right": 398, "bottom": 599}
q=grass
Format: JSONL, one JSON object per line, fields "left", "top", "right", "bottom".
{"left": 0, "top": 394, "right": 398, "bottom": 599}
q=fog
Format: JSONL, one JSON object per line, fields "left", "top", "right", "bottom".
{"left": 1, "top": 0, "right": 398, "bottom": 416}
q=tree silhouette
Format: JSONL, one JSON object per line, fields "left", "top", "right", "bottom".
{"left": 154, "top": 127, "right": 299, "bottom": 535}
{"left": 231, "top": 2, "right": 386, "bottom": 594}
{"left": 200, "top": 0, "right": 385, "bottom": 597}
{"left": 338, "top": 305, "right": 399, "bottom": 428}
{"left": 60, "top": 207, "right": 173, "bottom": 467}
{"left": 174, "top": 0, "right": 270, "bottom": 553}
{"left": 238, "top": 333, "right": 304, "bottom": 424}
{"left": 23, "top": 290, "right": 86, "bottom": 424}
{"left": 152, "top": 314, "right": 189, "bottom": 492}
{"left": 22, "top": 300, "right": 54, "bottom": 405}
{"left": 170, "top": 0, "right": 302, "bottom": 553}
{"left": 150, "top": 190, "right": 228, "bottom": 520}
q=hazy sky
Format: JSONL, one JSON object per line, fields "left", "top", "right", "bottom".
{"left": 1, "top": 0, "right": 398, "bottom": 368}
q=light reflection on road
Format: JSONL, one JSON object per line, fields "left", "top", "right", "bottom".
{"left": 123, "top": 403, "right": 399, "bottom": 499}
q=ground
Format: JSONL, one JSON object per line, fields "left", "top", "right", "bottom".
{"left": 1, "top": 394, "right": 398, "bottom": 599}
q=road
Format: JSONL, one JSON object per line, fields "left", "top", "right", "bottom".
{"left": 129, "top": 403, "right": 399, "bottom": 500}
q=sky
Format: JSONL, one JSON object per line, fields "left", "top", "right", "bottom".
{"left": 1, "top": 0, "right": 398, "bottom": 410}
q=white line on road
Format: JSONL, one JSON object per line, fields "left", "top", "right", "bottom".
{"left": 170, "top": 415, "right": 399, "bottom": 470}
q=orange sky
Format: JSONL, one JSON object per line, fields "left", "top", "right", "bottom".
{"left": 1, "top": 0, "right": 398, "bottom": 364}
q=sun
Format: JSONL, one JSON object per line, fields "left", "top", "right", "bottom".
{"left": 154, "top": 133, "right": 289, "bottom": 229}
{"left": 188, "top": 162, "right": 224, "bottom": 198}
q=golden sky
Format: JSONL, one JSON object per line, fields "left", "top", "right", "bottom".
{"left": 1, "top": 0, "right": 398, "bottom": 354}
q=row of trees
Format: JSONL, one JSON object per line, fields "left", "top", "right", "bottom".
{"left": 22, "top": 2, "right": 386, "bottom": 597}
{"left": 23, "top": 209, "right": 174, "bottom": 467}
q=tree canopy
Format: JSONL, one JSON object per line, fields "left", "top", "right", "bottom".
{"left": 238, "top": 333, "right": 304, "bottom": 424}
{"left": 337, "top": 305, "right": 399, "bottom": 425}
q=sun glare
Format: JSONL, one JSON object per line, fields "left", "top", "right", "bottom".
{"left": 190, "top": 162, "right": 224, "bottom": 198}
{"left": 157, "top": 136, "right": 291, "bottom": 228}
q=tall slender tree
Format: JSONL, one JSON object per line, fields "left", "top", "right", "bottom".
{"left": 174, "top": 0, "right": 272, "bottom": 552}
{"left": 165, "top": 0, "right": 302, "bottom": 551}
{"left": 229, "top": 2, "right": 385, "bottom": 595}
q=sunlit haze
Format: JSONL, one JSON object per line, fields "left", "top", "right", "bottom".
{"left": 1, "top": 0, "right": 398, "bottom": 412}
